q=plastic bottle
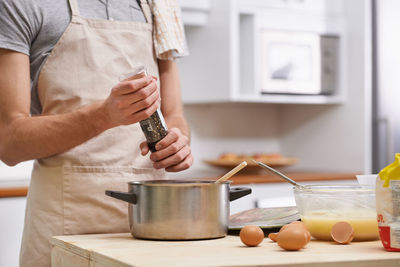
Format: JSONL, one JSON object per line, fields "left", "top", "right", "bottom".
{"left": 376, "top": 153, "right": 400, "bottom": 251}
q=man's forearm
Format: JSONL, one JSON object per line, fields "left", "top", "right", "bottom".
{"left": 0, "top": 102, "right": 109, "bottom": 166}
{"left": 158, "top": 60, "right": 190, "bottom": 140}
{"left": 164, "top": 114, "right": 190, "bottom": 141}
{"left": 0, "top": 49, "right": 160, "bottom": 166}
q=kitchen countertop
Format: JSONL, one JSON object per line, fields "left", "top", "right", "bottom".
{"left": 0, "top": 172, "right": 357, "bottom": 198}
{"left": 0, "top": 178, "right": 30, "bottom": 198}
{"left": 227, "top": 172, "right": 357, "bottom": 185}
{"left": 51, "top": 233, "right": 400, "bottom": 267}
{"left": 0, "top": 186, "right": 28, "bottom": 198}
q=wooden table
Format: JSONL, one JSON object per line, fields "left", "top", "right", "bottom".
{"left": 51, "top": 233, "right": 400, "bottom": 267}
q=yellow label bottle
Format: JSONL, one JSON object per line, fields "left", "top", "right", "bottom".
{"left": 376, "top": 153, "right": 400, "bottom": 251}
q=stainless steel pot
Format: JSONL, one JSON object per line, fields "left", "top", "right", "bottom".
{"left": 105, "top": 180, "right": 251, "bottom": 240}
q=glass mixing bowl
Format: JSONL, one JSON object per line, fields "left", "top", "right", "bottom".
{"left": 293, "top": 184, "right": 379, "bottom": 241}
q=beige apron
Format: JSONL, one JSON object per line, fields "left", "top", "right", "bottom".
{"left": 20, "top": 1, "right": 167, "bottom": 266}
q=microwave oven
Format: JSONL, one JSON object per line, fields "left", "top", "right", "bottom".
{"left": 259, "top": 31, "right": 339, "bottom": 95}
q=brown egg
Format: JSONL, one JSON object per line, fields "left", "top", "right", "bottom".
{"left": 290, "top": 222, "right": 311, "bottom": 242}
{"left": 277, "top": 227, "right": 309, "bottom": 251}
{"left": 330, "top": 221, "right": 354, "bottom": 244}
{"left": 279, "top": 224, "right": 294, "bottom": 233}
{"left": 284, "top": 221, "right": 311, "bottom": 242}
{"left": 304, "top": 229, "right": 311, "bottom": 243}
{"left": 240, "top": 225, "right": 264, "bottom": 247}
{"left": 289, "top": 221, "right": 307, "bottom": 228}
{"left": 268, "top": 232, "right": 278, "bottom": 242}
{"left": 279, "top": 222, "right": 304, "bottom": 233}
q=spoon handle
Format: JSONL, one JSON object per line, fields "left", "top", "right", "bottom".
{"left": 215, "top": 161, "right": 248, "bottom": 183}
{"left": 253, "top": 160, "right": 302, "bottom": 187}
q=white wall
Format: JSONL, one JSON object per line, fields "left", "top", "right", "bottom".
{"left": 169, "top": 103, "right": 281, "bottom": 179}
{"left": 0, "top": 161, "right": 33, "bottom": 181}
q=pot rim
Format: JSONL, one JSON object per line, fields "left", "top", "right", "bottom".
{"left": 128, "top": 180, "right": 231, "bottom": 186}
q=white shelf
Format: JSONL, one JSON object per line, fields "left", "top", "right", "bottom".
{"left": 232, "top": 94, "right": 345, "bottom": 104}
{"left": 179, "top": 0, "right": 211, "bottom": 10}
{"left": 236, "top": 0, "right": 344, "bottom": 17}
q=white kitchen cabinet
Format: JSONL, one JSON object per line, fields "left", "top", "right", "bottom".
{"left": 0, "top": 197, "right": 26, "bottom": 267}
{"left": 177, "top": 0, "right": 372, "bottom": 175}
{"left": 179, "top": 0, "right": 211, "bottom": 26}
{"left": 179, "top": 0, "right": 347, "bottom": 104}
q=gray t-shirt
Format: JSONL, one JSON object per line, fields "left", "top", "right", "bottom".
{"left": 0, "top": 0, "right": 146, "bottom": 115}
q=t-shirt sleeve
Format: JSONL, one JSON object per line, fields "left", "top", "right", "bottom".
{"left": 0, "top": 0, "right": 42, "bottom": 55}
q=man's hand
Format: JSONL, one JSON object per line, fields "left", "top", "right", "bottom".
{"left": 101, "top": 75, "right": 160, "bottom": 128}
{"left": 140, "top": 128, "right": 193, "bottom": 172}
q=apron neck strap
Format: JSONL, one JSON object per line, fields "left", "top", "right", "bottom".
{"left": 68, "top": 0, "right": 81, "bottom": 17}
{"left": 140, "top": 0, "right": 153, "bottom": 24}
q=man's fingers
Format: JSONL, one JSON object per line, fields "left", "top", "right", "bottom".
{"left": 125, "top": 99, "right": 160, "bottom": 124}
{"left": 125, "top": 87, "right": 159, "bottom": 113}
{"left": 121, "top": 71, "right": 146, "bottom": 82}
{"left": 165, "top": 154, "right": 194, "bottom": 172}
{"left": 153, "top": 145, "right": 191, "bottom": 169}
{"left": 150, "top": 136, "right": 187, "bottom": 162}
{"left": 155, "top": 128, "right": 180, "bottom": 151}
{"left": 112, "top": 75, "right": 153, "bottom": 95}
{"left": 145, "top": 127, "right": 193, "bottom": 172}
{"left": 140, "top": 141, "right": 150, "bottom": 156}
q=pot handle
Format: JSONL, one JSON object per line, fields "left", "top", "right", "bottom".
{"left": 105, "top": 190, "right": 137, "bottom": 204}
{"left": 229, "top": 187, "right": 252, "bottom": 201}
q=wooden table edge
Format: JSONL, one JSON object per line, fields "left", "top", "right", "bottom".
{"left": 50, "top": 234, "right": 400, "bottom": 267}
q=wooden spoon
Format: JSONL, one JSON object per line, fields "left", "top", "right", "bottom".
{"left": 215, "top": 161, "right": 248, "bottom": 183}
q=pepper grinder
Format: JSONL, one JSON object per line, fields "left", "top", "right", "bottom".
{"left": 120, "top": 66, "right": 168, "bottom": 152}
